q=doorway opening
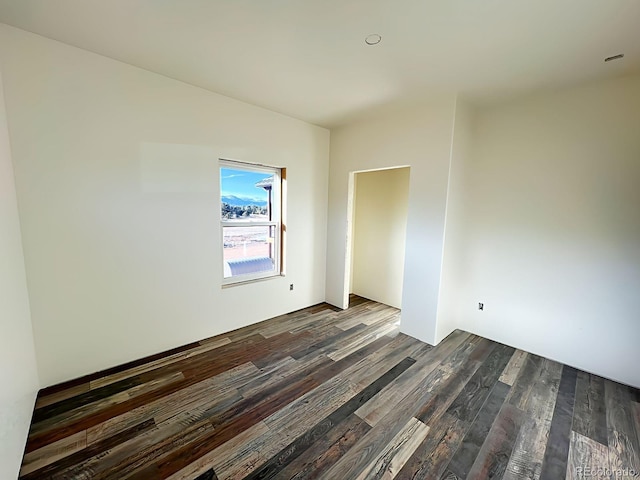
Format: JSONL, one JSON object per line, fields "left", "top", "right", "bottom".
{"left": 345, "top": 166, "right": 411, "bottom": 311}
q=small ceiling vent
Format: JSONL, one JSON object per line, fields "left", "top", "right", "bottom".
{"left": 604, "top": 54, "right": 624, "bottom": 62}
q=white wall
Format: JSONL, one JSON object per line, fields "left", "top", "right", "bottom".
{"left": 351, "top": 167, "right": 410, "bottom": 308}
{"left": 436, "top": 99, "right": 474, "bottom": 342}
{"left": 0, "top": 24, "right": 330, "bottom": 387}
{"left": 327, "top": 97, "right": 457, "bottom": 344}
{"left": 441, "top": 73, "right": 640, "bottom": 388}
{"left": 0, "top": 68, "right": 40, "bottom": 480}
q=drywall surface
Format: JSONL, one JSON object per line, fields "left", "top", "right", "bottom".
{"left": 327, "top": 97, "right": 457, "bottom": 345}
{"left": 447, "top": 74, "right": 640, "bottom": 388}
{"left": 0, "top": 68, "right": 39, "bottom": 480}
{"left": 0, "top": 25, "right": 329, "bottom": 387}
{"left": 351, "top": 168, "right": 410, "bottom": 308}
{"left": 436, "top": 99, "right": 474, "bottom": 343}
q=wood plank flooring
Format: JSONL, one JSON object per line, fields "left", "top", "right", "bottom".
{"left": 19, "top": 296, "right": 640, "bottom": 480}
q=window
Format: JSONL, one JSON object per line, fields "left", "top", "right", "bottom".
{"left": 220, "top": 160, "right": 283, "bottom": 284}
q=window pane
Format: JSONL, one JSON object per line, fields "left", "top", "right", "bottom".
{"left": 221, "top": 167, "right": 274, "bottom": 222}
{"left": 223, "top": 225, "right": 276, "bottom": 278}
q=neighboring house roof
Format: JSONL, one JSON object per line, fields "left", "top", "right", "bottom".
{"left": 255, "top": 175, "right": 274, "bottom": 190}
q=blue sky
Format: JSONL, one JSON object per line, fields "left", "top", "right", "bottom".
{"left": 220, "top": 168, "right": 270, "bottom": 200}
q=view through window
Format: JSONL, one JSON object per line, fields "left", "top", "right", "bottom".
{"left": 220, "top": 160, "right": 281, "bottom": 282}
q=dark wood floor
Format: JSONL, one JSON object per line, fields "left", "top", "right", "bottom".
{"left": 20, "top": 296, "right": 640, "bottom": 480}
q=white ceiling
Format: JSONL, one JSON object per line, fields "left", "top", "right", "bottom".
{"left": 0, "top": 0, "right": 638, "bottom": 127}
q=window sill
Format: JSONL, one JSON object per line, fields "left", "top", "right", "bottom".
{"left": 221, "top": 273, "right": 285, "bottom": 289}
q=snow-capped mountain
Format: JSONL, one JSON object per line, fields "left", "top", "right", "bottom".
{"left": 221, "top": 195, "right": 267, "bottom": 207}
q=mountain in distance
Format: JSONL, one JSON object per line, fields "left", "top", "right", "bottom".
{"left": 221, "top": 195, "right": 267, "bottom": 207}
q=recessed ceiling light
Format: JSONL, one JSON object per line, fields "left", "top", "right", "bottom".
{"left": 365, "top": 34, "right": 382, "bottom": 46}
{"left": 604, "top": 54, "right": 624, "bottom": 62}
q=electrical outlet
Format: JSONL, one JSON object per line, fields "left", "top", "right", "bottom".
{"left": 290, "top": 284, "right": 294, "bottom": 291}
{"left": 478, "top": 302, "right": 484, "bottom": 311}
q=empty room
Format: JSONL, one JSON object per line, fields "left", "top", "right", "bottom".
{"left": 1, "top": 1, "right": 639, "bottom": 479}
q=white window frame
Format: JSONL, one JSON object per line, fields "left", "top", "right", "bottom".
{"left": 220, "top": 159, "right": 282, "bottom": 285}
